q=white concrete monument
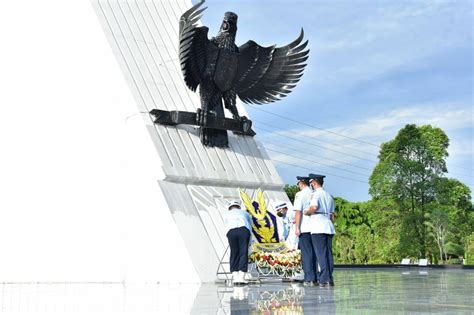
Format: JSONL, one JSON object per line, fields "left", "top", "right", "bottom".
{"left": 93, "top": 0, "right": 297, "bottom": 282}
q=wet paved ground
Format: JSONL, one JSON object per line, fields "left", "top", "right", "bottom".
{"left": 1, "top": 268, "right": 473, "bottom": 314}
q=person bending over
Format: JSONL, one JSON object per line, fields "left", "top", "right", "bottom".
{"left": 224, "top": 200, "right": 252, "bottom": 285}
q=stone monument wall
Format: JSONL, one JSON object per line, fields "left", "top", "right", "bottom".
{"left": 94, "top": 0, "right": 290, "bottom": 282}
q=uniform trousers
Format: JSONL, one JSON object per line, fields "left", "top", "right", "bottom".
{"left": 227, "top": 226, "right": 250, "bottom": 272}
{"left": 299, "top": 232, "right": 317, "bottom": 282}
{"left": 312, "top": 233, "right": 334, "bottom": 284}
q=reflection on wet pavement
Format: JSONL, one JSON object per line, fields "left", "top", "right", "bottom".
{"left": 1, "top": 269, "right": 473, "bottom": 314}
{"left": 192, "top": 269, "right": 474, "bottom": 314}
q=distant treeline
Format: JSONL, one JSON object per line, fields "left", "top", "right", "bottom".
{"left": 285, "top": 124, "right": 474, "bottom": 265}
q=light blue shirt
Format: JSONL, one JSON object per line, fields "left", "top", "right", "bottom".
{"left": 281, "top": 212, "right": 291, "bottom": 240}
{"left": 293, "top": 186, "right": 313, "bottom": 233}
{"left": 224, "top": 208, "right": 252, "bottom": 233}
{"left": 309, "top": 188, "right": 336, "bottom": 235}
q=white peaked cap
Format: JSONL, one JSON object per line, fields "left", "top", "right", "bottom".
{"left": 272, "top": 200, "right": 288, "bottom": 211}
{"left": 228, "top": 200, "right": 241, "bottom": 209}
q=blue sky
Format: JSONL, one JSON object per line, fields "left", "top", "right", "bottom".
{"left": 195, "top": 0, "right": 473, "bottom": 201}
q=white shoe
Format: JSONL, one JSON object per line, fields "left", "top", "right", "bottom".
{"left": 293, "top": 271, "right": 304, "bottom": 282}
{"left": 232, "top": 271, "right": 239, "bottom": 284}
{"left": 244, "top": 272, "right": 255, "bottom": 281}
{"left": 238, "top": 271, "right": 249, "bottom": 284}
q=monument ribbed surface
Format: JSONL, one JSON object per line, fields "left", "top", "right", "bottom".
{"left": 94, "top": 0, "right": 283, "bottom": 188}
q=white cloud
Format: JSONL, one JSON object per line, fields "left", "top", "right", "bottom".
{"left": 448, "top": 138, "right": 474, "bottom": 157}
{"left": 260, "top": 102, "right": 473, "bottom": 180}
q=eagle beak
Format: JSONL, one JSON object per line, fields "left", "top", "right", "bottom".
{"left": 222, "top": 20, "right": 230, "bottom": 32}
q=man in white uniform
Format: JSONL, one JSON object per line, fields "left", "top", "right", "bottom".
{"left": 294, "top": 176, "right": 318, "bottom": 285}
{"left": 304, "top": 174, "right": 335, "bottom": 287}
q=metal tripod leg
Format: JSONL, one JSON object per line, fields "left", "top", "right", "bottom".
{"left": 216, "top": 245, "right": 232, "bottom": 285}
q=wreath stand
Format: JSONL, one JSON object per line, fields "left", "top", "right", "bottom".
{"left": 216, "top": 243, "right": 302, "bottom": 284}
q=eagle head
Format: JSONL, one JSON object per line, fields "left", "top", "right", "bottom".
{"left": 219, "top": 12, "right": 238, "bottom": 36}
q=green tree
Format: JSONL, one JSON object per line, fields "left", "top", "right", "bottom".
{"left": 369, "top": 124, "right": 449, "bottom": 257}
{"left": 425, "top": 206, "right": 450, "bottom": 262}
{"left": 464, "top": 233, "right": 474, "bottom": 265}
{"left": 366, "top": 199, "right": 402, "bottom": 263}
{"left": 332, "top": 198, "right": 362, "bottom": 263}
{"left": 332, "top": 198, "right": 374, "bottom": 263}
{"left": 434, "top": 177, "right": 473, "bottom": 255}
{"left": 284, "top": 184, "right": 299, "bottom": 203}
{"left": 353, "top": 224, "right": 372, "bottom": 263}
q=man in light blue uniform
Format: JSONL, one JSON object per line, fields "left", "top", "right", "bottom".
{"left": 304, "top": 174, "right": 335, "bottom": 287}
{"left": 294, "top": 176, "right": 318, "bottom": 285}
{"left": 224, "top": 200, "right": 253, "bottom": 285}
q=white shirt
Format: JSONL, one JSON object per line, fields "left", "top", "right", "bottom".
{"left": 280, "top": 206, "right": 295, "bottom": 240}
{"left": 293, "top": 186, "right": 313, "bottom": 233}
{"left": 284, "top": 208, "right": 299, "bottom": 250}
{"left": 308, "top": 187, "right": 336, "bottom": 235}
{"left": 224, "top": 208, "right": 252, "bottom": 233}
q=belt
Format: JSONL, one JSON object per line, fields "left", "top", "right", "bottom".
{"left": 315, "top": 212, "right": 330, "bottom": 217}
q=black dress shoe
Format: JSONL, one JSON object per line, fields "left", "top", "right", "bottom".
{"left": 329, "top": 280, "right": 335, "bottom": 287}
{"left": 319, "top": 282, "right": 330, "bottom": 288}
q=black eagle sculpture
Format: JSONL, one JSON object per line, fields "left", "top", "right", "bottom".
{"left": 178, "top": 0, "right": 309, "bottom": 148}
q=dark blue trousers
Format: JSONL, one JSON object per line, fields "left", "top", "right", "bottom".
{"left": 227, "top": 226, "right": 250, "bottom": 272}
{"left": 299, "top": 232, "right": 317, "bottom": 282}
{"left": 312, "top": 234, "right": 334, "bottom": 284}
{"left": 327, "top": 234, "right": 334, "bottom": 281}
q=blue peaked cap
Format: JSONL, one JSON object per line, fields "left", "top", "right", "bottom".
{"left": 308, "top": 173, "right": 326, "bottom": 181}
{"left": 296, "top": 175, "right": 310, "bottom": 185}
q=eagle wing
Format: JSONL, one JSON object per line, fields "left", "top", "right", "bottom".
{"left": 178, "top": 0, "right": 209, "bottom": 92}
{"left": 256, "top": 189, "right": 267, "bottom": 215}
{"left": 234, "top": 29, "right": 309, "bottom": 104}
{"left": 239, "top": 189, "right": 254, "bottom": 212}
